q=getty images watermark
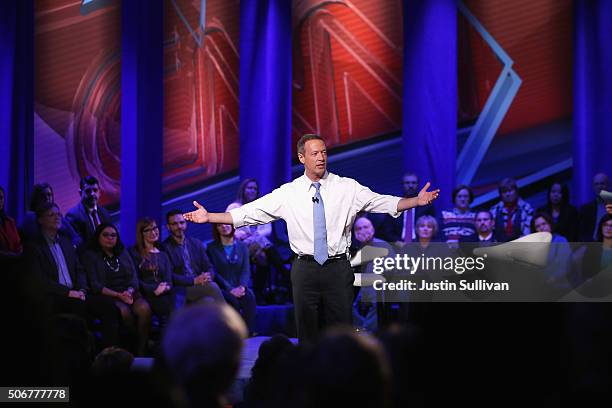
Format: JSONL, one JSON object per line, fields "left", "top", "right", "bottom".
{"left": 370, "top": 253, "right": 510, "bottom": 292}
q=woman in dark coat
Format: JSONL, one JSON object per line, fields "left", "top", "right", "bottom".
{"left": 82, "top": 223, "right": 151, "bottom": 356}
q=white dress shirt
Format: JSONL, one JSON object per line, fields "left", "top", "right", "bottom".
{"left": 229, "top": 172, "right": 402, "bottom": 257}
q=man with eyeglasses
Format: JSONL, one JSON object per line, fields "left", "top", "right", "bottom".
{"left": 66, "top": 175, "right": 112, "bottom": 247}
{"left": 162, "top": 209, "right": 225, "bottom": 305}
{"left": 26, "top": 201, "right": 119, "bottom": 349}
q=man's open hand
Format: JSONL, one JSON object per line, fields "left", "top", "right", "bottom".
{"left": 417, "top": 182, "right": 440, "bottom": 206}
{"left": 184, "top": 201, "right": 209, "bottom": 223}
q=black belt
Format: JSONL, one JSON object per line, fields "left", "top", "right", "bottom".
{"left": 297, "top": 254, "right": 348, "bottom": 263}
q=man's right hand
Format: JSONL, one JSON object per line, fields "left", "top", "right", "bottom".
{"left": 184, "top": 201, "right": 209, "bottom": 224}
{"left": 68, "top": 290, "right": 85, "bottom": 300}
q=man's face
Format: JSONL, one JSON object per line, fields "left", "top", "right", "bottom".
{"left": 593, "top": 173, "right": 610, "bottom": 196}
{"left": 81, "top": 183, "right": 100, "bottom": 207}
{"left": 475, "top": 212, "right": 494, "bottom": 234}
{"left": 403, "top": 174, "right": 419, "bottom": 197}
{"left": 167, "top": 214, "right": 187, "bottom": 240}
{"left": 354, "top": 217, "right": 375, "bottom": 244}
{"left": 500, "top": 186, "right": 518, "bottom": 205}
{"left": 39, "top": 206, "right": 62, "bottom": 232}
{"left": 244, "top": 181, "right": 259, "bottom": 203}
{"left": 299, "top": 139, "right": 327, "bottom": 179}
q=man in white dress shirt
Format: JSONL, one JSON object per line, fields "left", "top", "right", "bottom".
{"left": 184, "top": 134, "right": 440, "bottom": 342}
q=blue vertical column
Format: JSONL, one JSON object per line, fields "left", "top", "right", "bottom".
{"left": 573, "top": 0, "right": 612, "bottom": 205}
{"left": 120, "top": 0, "right": 164, "bottom": 243}
{"left": 402, "top": 0, "right": 457, "bottom": 209}
{"left": 0, "top": 0, "right": 33, "bottom": 222}
{"left": 240, "top": 0, "right": 292, "bottom": 194}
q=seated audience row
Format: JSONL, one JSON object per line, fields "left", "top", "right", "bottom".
{"left": 373, "top": 172, "right": 611, "bottom": 244}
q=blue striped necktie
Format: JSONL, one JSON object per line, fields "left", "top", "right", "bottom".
{"left": 312, "top": 182, "right": 328, "bottom": 265}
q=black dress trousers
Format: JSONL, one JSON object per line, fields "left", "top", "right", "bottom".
{"left": 290, "top": 257, "right": 354, "bottom": 344}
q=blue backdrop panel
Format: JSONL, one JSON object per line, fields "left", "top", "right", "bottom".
{"left": 402, "top": 0, "right": 457, "bottom": 209}
{"left": 239, "top": 0, "right": 292, "bottom": 195}
{"left": 573, "top": 0, "right": 612, "bottom": 206}
{"left": 0, "top": 0, "right": 33, "bottom": 221}
{"left": 120, "top": 0, "right": 164, "bottom": 243}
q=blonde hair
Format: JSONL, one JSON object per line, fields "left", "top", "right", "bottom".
{"left": 415, "top": 215, "right": 438, "bottom": 238}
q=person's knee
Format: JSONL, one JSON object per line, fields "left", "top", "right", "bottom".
{"left": 133, "top": 299, "right": 151, "bottom": 319}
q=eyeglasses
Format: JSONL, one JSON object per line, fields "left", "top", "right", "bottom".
{"left": 44, "top": 211, "right": 62, "bottom": 218}
{"left": 168, "top": 221, "right": 186, "bottom": 226}
{"left": 102, "top": 232, "right": 117, "bottom": 238}
{"left": 143, "top": 226, "right": 159, "bottom": 233}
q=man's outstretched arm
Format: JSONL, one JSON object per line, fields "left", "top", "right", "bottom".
{"left": 397, "top": 182, "right": 440, "bottom": 212}
{"left": 184, "top": 201, "right": 233, "bottom": 224}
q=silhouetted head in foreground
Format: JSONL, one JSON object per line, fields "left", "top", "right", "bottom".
{"left": 160, "top": 303, "right": 248, "bottom": 408}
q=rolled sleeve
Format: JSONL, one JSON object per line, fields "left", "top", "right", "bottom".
{"left": 229, "top": 188, "right": 284, "bottom": 228}
{"left": 354, "top": 182, "right": 402, "bottom": 218}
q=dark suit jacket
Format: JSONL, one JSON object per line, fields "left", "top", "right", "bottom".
{"left": 376, "top": 204, "right": 437, "bottom": 242}
{"left": 65, "top": 202, "right": 112, "bottom": 246}
{"left": 161, "top": 236, "right": 214, "bottom": 287}
{"left": 27, "top": 234, "right": 87, "bottom": 297}
{"left": 578, "top": 201, "right": 600, "bottom": 242}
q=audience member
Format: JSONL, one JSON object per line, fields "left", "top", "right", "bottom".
{"left": 20, "top": 182, "right": 80, "bottom": 245}
{"left": 129, "top": 218, "right": 175, "bottom": 330}
{"left": 531, "top": 212, "right": 571, "bottom": 285}
{"left": 66, "top": 176, "right": 112, "bottom": 247}
{"left": 579, "top": 214, "right": 612, "bottom": 281}
{"left": 306, "top": 328, "right": 391, "bottom": 408}
{"left": 578, "top": 172, "right": 610, "bottom": 242}
{"left": 82, "top": 223, "right": 151, "bottom": 356}
{"left": 352, "top": 216, "right": 391, "bottom": 331}
{"left": 377, "top": 172, "right": 436, "bottom": 244}
{"left": 43, "top": 313, "right": 94, "bottom": 387}
{"left": 90, "top": 346, "right": 134, "bottom": 377}
{"left": 242, "top": 334, "right": 296, "bottom": 408}
{"left": 27, "top": 202, "right": 119, "bottom": 349}
{"left": 207, "top": 223, "right": 257, "bottom": 335}
{"left": 161, "top": 303, "right": 248, "bottom": 408}
{"left": 490, "top": 177, "right": 534, "bottom": 242}
{"left": 378, "top": 324, "right": 425, "bottom": 408}
{"left": 0, "top": 186, "right": 22, "bottom": 257}
{"left": 461, "top": 210, "right": 497, "bottom": 246}
{"left": 536, "top": 182, "right": 579, "bottom": 241}
{"left": 162, "top": 210, "right": 225, "bottom": 304}
{"left": 227, "top": 178, "right": 289, "bottom": 304}
{"left": 439, "top": 185, "right": 476, "bottom": 243}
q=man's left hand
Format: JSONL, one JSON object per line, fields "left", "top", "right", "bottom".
{"left": 417, "top": 182, "right": 440, "bottom": 206}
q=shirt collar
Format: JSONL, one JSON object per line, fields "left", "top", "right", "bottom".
{"left": 303, "top": 171, "right": 329, "bottom": 191}
{"left": 43, "top": 231, "right": 60, "bottom": 244}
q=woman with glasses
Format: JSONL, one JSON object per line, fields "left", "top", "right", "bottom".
{"left": 82, "top": 223, "right": 152, "bottom": 356}
{"left": 129, "top": 218, "right": 175, "bottom": 330}
{"left": 206, "top": 223, "right": 256, "bottom": 335}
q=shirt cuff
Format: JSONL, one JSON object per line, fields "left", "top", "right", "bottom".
{"left": 229, "top": 208, "right": 245, "bottom": 228}
{"left": 389, "top": 196, "right": 402, "bottom": 218}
